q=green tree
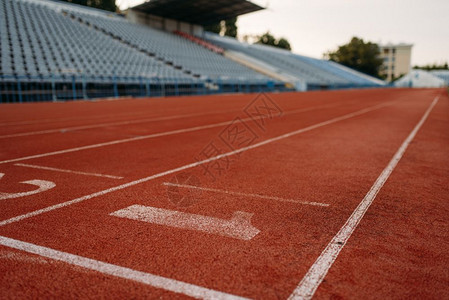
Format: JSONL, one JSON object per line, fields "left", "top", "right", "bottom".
{"left": 60, "top": 0, "right": 116, "bottom": 12}
{"left": 256, "top": 32, "right": 291, "bottom": 51}
{"left": 204, "top": 22, "right": 222, "bottom": 35}
{"left": 413, "top": 62, "right": 449, "bottom": 71}
{"left": 276, "top": 38, "right": 291, "bottom": 51}
{"left": 224, "top": 17, "right": 238, "bottom": 38}
{"left": 257, "top": 32, "right": 276, "bottom": 46}
{"left": 204, "top": 18, "right": 238, "bottom": 37}
{"left": 325, "top": 37, "right": 383, "bottom": 78}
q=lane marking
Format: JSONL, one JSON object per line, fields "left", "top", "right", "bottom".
{"left": 111, "top": 205, "right": 260, "bottom": 241}
{"left": 0, "top": 173, "right": 56, "bottom": 200}
{"left": 0, "top": 249, "right": 49, "bottom": 265}
{"left": 0, "top": 109, "right": 242, "bottom": 139}
{"left": 14, "top": 163, "right": 123, "bottom": 179}
{"left": 163, "top": 182, "right": 329, "bottom": 207}
{"left": 0, "top": 236, "right": 247, "bottom": 299}
{"left": 0, "top": 101, "right": 344, "bottom": 139}
{"left": 0, "top": 95, "right": 355, "bottom": 128}
{"left": 0, "top": 101, "right": 394, "bottom": 226}
{"left": 0, "top": 102, "right": 354, "bottom": 165}
{"left": 0, "top": 110, "right": 155, "bottom": 127}
{"left": 288, "top": 96, "right": 440, "bottom": 300}
{"left": 0, "top": 121, "right": 240, "bottom": 165}
{"left": 0, "top": 107, "right": 232, "bottom": 127}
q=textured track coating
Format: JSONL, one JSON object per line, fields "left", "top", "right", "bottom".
{"left": 1, "top": 88, "right": 448, "bottom": 299}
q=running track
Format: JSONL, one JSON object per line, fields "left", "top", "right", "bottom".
{"left": 0, "top": 88, "right": 448, "bottom": 299}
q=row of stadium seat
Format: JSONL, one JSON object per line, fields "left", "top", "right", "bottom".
{"left": 64, "top": 9, "right": 271, "bottom": 83}
{"left": 294, "top": 54, "right": 385, "bottom": 86}
{"left": 0, "top": 0, "right": 384, "bottom": 90}
{"left": 203, "top": 32, "right": 385, "bottom": 87}
{"left": 430, "top": 70, "right": 449, "bottom": 85}
{"left": 1, "top": 0, "right": 192, "bottom": 80}
{"left": 0, "top": 0, "right": 274, "bottom": 84}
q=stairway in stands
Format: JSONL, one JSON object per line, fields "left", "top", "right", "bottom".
{"left": 173, "top": 31, "right": 225, "bottom": 55}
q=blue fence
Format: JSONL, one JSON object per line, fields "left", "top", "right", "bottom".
{"left": 306, "top": 83, "right": 392, "bottom": 91}
{"left": 0, "top": 75, "right": 289, "bottom": 103}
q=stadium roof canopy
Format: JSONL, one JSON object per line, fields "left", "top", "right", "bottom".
{"left": 132, "top": 0, "right": 264, "bottom": 25}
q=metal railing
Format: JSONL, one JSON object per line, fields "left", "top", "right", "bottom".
{"left": 0, "top": 74, "right": 288, "bottom": 103}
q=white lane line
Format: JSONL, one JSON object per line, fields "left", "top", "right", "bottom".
{"left": 162, "top": 182, "right": 329, "bottom": 207}
{"left": 288, "top": 96, "right": 440, "bottom": 300}
{"left": 0, "top": 109, "right": 241, "bottom": 139}
{"left": 0, "top": 236, "right": 247, "bottom": 300}
{"left": 14, "top": 163, "right": 123, "bottom": 179}
{"left": 0, "top": 102, "right": 342, "bottom": 165}
{"left": 111, "top": 205, "right": 260, "bottom": 241}
{"left": 0, "top": 120, "right": 239, "bottom": 165}
{"left": 0, "top": 110, "right": 154, "bottom": 127}
{"left": 0, "top": 107, "right": 210, "bottom": 127}
{"left": 0, "top": 101, "right": 394, "bottom": 227}
{"left": 0, "top": 249, "right": 49, "bottom": 265}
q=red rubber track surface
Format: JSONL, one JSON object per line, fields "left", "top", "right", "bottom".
{"left": 0, "top": 88, "right": 448, "bottom": 299}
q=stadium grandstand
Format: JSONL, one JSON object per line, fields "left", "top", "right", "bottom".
{"left": 394, "top": 69, "right": 448, "bottom": 88}
{"left": 431, "top": 70, "right": 449, "bottom": 86}
{"left": 0, "top": 0, "right": 386, "bottom": 103}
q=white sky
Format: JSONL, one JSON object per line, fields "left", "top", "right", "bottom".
{"left": 117, "top": 0, "right": 449, "bottom": 66}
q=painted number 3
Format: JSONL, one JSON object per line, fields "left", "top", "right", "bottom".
{"left": 0, "top": 173, "right": 56, "bottom": 200}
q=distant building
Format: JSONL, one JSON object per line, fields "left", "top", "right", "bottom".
{"left": 379, "top": 43, "right": 413, "bottom": 82}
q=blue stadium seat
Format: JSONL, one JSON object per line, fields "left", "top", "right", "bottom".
{"left": 203, "top": 32, "right": 385, "bottom": 88}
